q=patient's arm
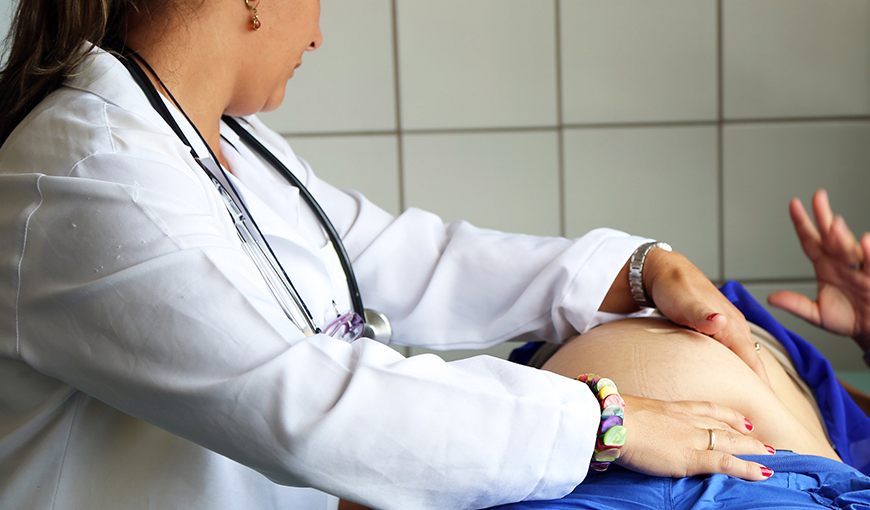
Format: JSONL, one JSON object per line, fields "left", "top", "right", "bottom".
{"left": 542, "top": 317, "right": 840, "bottom": 463}
{"left": 768, "top": 189, "right": 870, "bottom": 350}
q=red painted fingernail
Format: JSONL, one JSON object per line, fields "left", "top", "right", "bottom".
{"left": 765, "top": 445, "right": 775, "bottom": 454}
{"left": 706, "top": 313, "right": 721, "bottom": 321}
{"left": 744, "top": 419, "right": 754, "bottom": 431}
{"left": 760, "top": 466, "right": 773, "bottom": 477}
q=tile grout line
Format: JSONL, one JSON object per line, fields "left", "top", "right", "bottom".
{"left": 390, "top": 0, "right": 410, "bottom": 358}
{"left": 555, "top": 0, "right": 566, "bottom": 238}
{"left": 390, "top": 0, "right": 405, "bottom": 215}
{"left": 717, "top": 0, "right": 726, "bottom": 282}
{"left": 279, "top": 115, "right": 870, "bottom": 139}
{"left": 722, "top": 115, "right": 870, "bottom": 125}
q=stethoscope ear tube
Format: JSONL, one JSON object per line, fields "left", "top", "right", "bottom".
{"left": 222, "top": 118, "right": 393, "bottom": 344}
{"left": 221, "top": 116, "right": 366, "bottom": 319}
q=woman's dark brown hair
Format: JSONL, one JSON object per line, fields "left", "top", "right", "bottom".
{"left": 0, "top": 0, "right": 167, "bottom": 145}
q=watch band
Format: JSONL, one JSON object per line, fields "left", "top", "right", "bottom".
{"left": 628, "top": 241, "right": 673, "bottom": 309}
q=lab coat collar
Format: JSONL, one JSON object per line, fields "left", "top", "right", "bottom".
{"left": 64, "top": 45, "right": 181, "bottom": 143}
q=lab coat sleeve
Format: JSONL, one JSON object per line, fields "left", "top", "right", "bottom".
{"left": 242, "top": 116, "right": 649, "bottom": 349}
{"left": 2, "top": 151, "right": 600, "bottom": 509}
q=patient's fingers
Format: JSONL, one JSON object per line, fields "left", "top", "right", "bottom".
{"left": 790, "top": 195, "right": 862, "bottom": 268}
{"left": 863, "top": 233, "right": 870, "bottom": 275}
{"left": 812, "top": 188, "right": 835, "bottom": 236}
{"left": 767, "top": 290, "right": 821, "bottom": 326}
{"left": 790, "top": 197, "right": 823, "bottom": 261}
{"left": 828, "top": 215, "right": 863, "bottom": 263}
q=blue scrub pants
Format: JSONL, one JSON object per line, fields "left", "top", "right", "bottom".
{"left": 492, "top": 453, "right": 870, "bottom": 509}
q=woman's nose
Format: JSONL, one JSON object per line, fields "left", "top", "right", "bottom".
{"left": 309, "top": 27, "right": 323, "bottom": 51}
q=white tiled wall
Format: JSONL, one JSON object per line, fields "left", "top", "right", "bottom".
{"left": 269, "top": 0, "right": 870, "bottom": 368}
{"left": 259, "top": 0, "right": 397, "bottom": 133}
{"left": 723, "top": 122, "right": 870, "bottom": 280}
{"left": 723, "top": 0, "right": 870, "bottom": 120}
{"left": 0, "top": 0, "right": 13, "bottom": 63}
{"left": 563, "top": 126, "right": 720, "bottom": 277}
{"left": 402, "top": 131, "right": 561, "bottom": 236}
{"left": 561, "top": 1, "right": 718, "bottom": 123}
{"left": 287, "top": 135, "right": 403, "bottom": 216}
{"left": 396, "top": 0, "right": 558, "bottom": 130}
{"left": 5, "top": 2, "right": 868, "bottom": 368}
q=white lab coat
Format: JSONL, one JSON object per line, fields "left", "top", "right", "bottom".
{"left": 0, "top": 48, "right": 648, "bottom": 510}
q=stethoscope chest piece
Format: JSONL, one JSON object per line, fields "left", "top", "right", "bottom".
{"left": 363, "top": 309, "right": 392, "bottom": 344}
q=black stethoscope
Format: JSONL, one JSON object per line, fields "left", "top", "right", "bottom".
{"left": 112, "top": 45, "right": 391, "bottom": 343}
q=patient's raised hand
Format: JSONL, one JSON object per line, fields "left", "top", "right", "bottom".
{"left": 768, "top": 189, "right": 870, "bottom": 350}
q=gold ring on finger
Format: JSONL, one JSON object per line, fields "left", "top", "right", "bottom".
{"left": 754, "top": 342, "right": 761, "bottom": 353}
{"left": 707, "top": 428, "right": 716, "bottom": 451}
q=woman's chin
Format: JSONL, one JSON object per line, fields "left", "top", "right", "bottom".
{"left": 258, "top": 101, "right": 283, "bottom": 114}
{"left": 225, "top": 97, "right": 283, "bottom": 117}
{"left": 259, "top": 90, "right": 289, "bottom": 114}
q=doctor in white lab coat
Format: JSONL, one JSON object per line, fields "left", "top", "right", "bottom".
{"left": 0, "top": 0, "right": 772, "bottom": 508}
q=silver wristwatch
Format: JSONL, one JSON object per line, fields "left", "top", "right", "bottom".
{"left": 628, "top": 241, "right": 673, "bottom": 309}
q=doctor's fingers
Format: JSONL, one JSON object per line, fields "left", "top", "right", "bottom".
{"left": 640, "top": 250, "right": 768, "bottom": 385}
{"left": 665, "top": 399, "right": 754, "bottom": 434}
{"left": 671, "top": 422, "right": 771, "bottom": 480}
{"left": 618, "top": 396, "right": 770, "bottom": 480}
{"left": 692, "top": 308, "right": 770, "bottom": 388}
{"left": 688, "top": 426, "right": 766, "bottom": 455}
{"left": 686, "top": 448, "right": 773, "bottom": 481}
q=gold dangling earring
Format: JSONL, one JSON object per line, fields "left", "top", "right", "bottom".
{"left": 245, "top": 0, "right": 261, "bottom": 30}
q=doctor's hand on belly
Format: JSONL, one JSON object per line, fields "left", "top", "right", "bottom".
{"left": 615, "top": 394, "right": 772, "bottom": 480}
{"left": 599, "top": 247, "right": 770, "bottom": 388}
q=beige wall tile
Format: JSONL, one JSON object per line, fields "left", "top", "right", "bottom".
{"left": 723, "top": 123, "right": 870, "bottom": 280}
{"left": 396, "top": 0, "right": 558, "bottom": 129}
{"left": 1, "top": 0, "right": 13, "bottom": 60}
{"left": 259, "top": 0, "right": 397, "bottom": 134}
{"left": 564, "top": 126, "right": 720, "bottom": 279}
{"left": 286, "top": 135, "right": 401, "bottom": 216}
{"left": 402, "top": 131, "right": 560, "bottom": 236}
{"left": 561, "top": 0, "right": 717, "bottom": 124}
{"left": 724, "top": 0, "right": 870, "bottom": 119}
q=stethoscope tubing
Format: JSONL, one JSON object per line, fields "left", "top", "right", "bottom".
{"left": 110, "top": 44, "right": 365, "bottom": 333}
{"left": 221, "top": 117, "right": 364, "bottom": 318}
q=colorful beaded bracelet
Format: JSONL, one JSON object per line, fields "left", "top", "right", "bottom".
{"left": 576, "top": 373, "right": 627, "bottom": 472}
